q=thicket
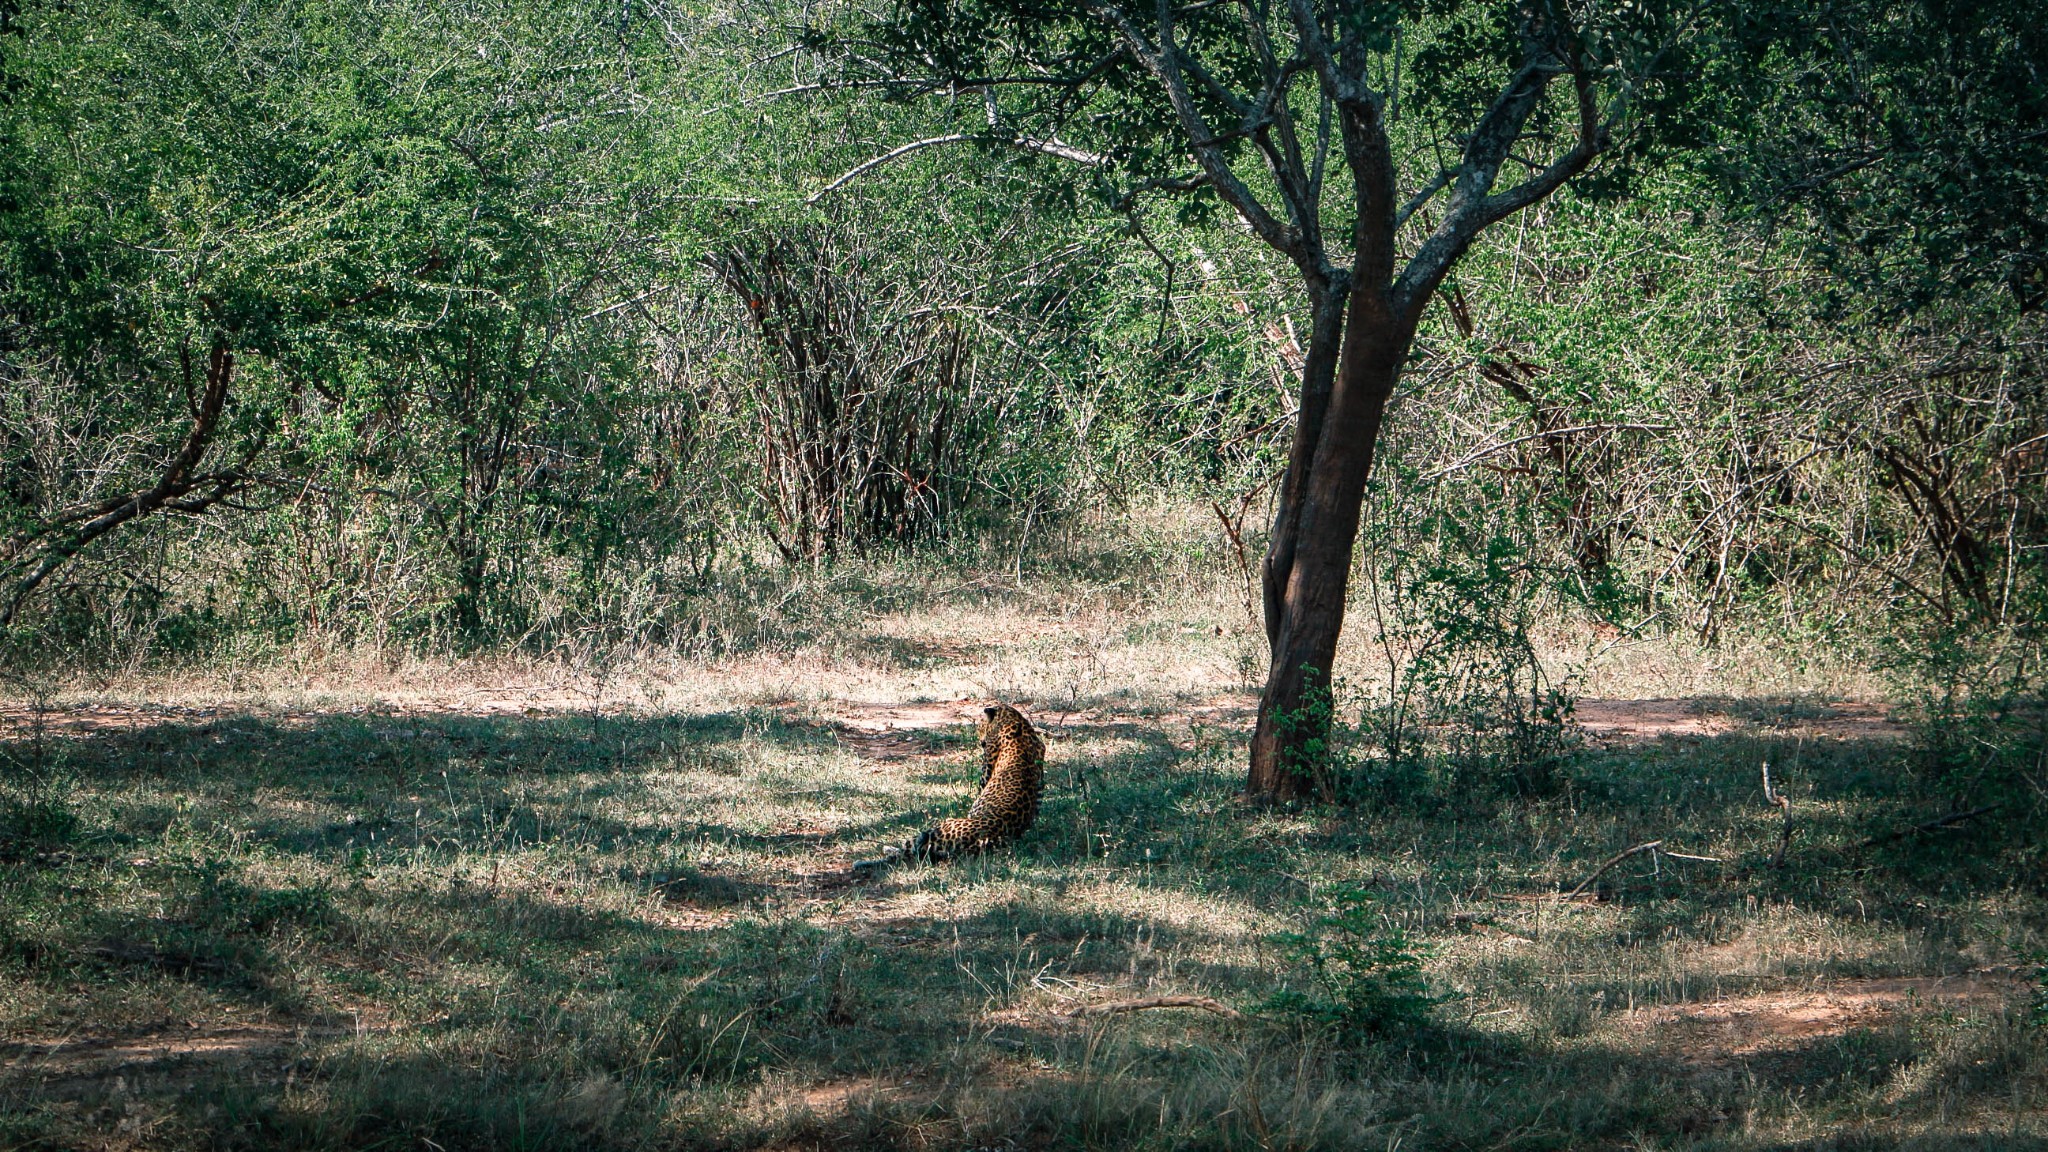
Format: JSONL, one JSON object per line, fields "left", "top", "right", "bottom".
{"left": 0, "top": 0, "right": 2040, "bottom": 712}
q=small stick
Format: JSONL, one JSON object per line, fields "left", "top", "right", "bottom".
{"left": 1861, "top": 801, "right": 2003, "bottom": 848}
{"left": 1059, "top": 996, "right": 1242, "bottom": 1020}
{"left": 1561, "top": 840, "right": 1663, "bottom": 901}
{"left": 1446, "top": 914, "right": 1536, "bottom": 943}
{"left": 1763, "top": 761, "right": 1792, "bottom": 869}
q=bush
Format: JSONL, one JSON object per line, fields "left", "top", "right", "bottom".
{"left": 1894, "top": 624, "right": 2046, "bottom": 804}
{"left": 1364, "top": 532, "right": 1579, "bottom": 796}
{"left": 1277, "top": 531, "right": 1581, "bottom": 808}
{"left": 0, "top": 703, "right": 80, "bottom": 861}
{"left": 1876, "top": 616, "right": 2046, "bottom": 887}
{"left": 1263, "top": 886, "right": 1451, "bottom": 1044}
{"left": 0, "top": 796, "right": 80, "bottom": 862}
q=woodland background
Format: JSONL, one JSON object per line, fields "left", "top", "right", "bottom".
{"left": 0, "top": 2, "right": 2044, "bottom": 1149}
{"left": 0, "top": 0, "right": 2040, "bottom": 678}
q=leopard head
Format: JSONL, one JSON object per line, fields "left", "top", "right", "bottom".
{"left": 979, "top": 702, "right": 1027, "bottom": 745}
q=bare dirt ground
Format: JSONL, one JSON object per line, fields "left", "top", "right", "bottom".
{"left": 1630, "top": 973, "right": 2022, "bottom": 1066}
{"left": 3, "top": 686, "right": 1902, "bottom": 742}
{"left": 2, "top": 1027, "right": 309, "bottom": 1100}
{"left": 1575, "top": 697, "right": 1908, "bottom": 743}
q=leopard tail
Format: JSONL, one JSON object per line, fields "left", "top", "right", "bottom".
{"left": 851, "top": 828, "right": 941, "bottom": 877}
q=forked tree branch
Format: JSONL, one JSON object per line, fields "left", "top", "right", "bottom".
{"left": 1561, "top": 840, "right": 1662, "bottom": 901}
{"left": 1395, "top": 167, "right": 1456, "bottom": 228}
{"left": 1394, "top": 24, "right": 1611, "bottom": 317}
{"left": 1285, "top": 0, "right": 1367, "bottom": 107}
{"left": 2, "top": 341, "right": 243, "bottom": 626}
{"left": 1472, "top": 65, "right": 1607, "bottom": 225}
{"left": 1084, "top": 0, "right": 1297, "bottom": 256}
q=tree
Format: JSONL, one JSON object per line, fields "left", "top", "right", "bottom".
{"left": 1702, "top": 0, "right": 2048, "bottom": 318}
{"left": 807, "top": 1, "right": 1690, "bottom": 797}
{"left": 0, "top": 0, "right": 683, "bottom": 640}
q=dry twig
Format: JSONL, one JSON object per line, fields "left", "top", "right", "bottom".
{"left": 1059, "top": 996, "right": 1242, "bottom": 1020}
{"left": 1861, "top": 801, "right": 2003, "bottom": 847}
{"left": 1560, "top": 840, "right": 1662, "bottom": 901}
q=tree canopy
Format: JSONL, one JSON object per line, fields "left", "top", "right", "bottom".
{"left": 0, "top": 0, "right": 2037, "bottom": 694}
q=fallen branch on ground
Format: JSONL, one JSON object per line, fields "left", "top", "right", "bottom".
{"left": 1059, "top": 996, "right": 1242, "bottom": 1020}
{"left": 87, "top": 942, "right": 231, "bottom": 974}
{"left": 1560, "top": 840, "right": 1662, "bottom": 901}
{"left": 1861, "top": 802, "right": 2003, "bottom": 847}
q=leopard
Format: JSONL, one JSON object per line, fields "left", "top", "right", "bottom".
{"left": 853, "top": 704, "right": 1045, "bottom": 876}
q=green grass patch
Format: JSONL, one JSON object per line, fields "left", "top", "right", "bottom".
{"left": 0, "top": 683, "right": 2041, "bottom": 1150}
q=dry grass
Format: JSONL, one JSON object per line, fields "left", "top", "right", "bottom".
{"left": 1, "top": 533, "right": 2042, "bottom": 1150}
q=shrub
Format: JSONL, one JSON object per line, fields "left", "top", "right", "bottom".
{"left": 1264, "top": 886, "right": 1451, "bottom": 1044}
{"left": 0, "top": 795, "right": 80, "bottom": 862}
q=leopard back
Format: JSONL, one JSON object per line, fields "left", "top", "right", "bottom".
{"left": 909, "top": 703, "right": 1045, "bottom": 860}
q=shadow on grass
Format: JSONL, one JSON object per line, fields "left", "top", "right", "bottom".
{"left": 2, "top": 703, "right": 2043, "bottom": 1149}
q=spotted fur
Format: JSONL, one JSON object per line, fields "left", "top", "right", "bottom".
{"left": 854, "top": 704, "right": 1044, "bottom": 875}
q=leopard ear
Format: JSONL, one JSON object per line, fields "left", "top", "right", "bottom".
{"left": 983, "top": 706, "right": 998, "bottom": 720}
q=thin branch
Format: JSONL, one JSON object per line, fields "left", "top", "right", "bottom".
{"left": 1177, "top": 48, "right": 1250, "bottom": 120}
{"left": 1425, "top": 424, "right": 1675, "bottom": 479}
{"left": 808, "top": 133, "right": 1103, "bottom": 204}
{"left": 3, "top": 343, "right": 240, "bottom": 625}
{"left": 808, "top": 134, "right": 974, "bottom": 202}
{"left": 1762, "top": 761, "right": 1793, "bottom": 869}
{"left": 1307, "top": 88, "right": 1332, "bottom": 206}
{"left": 1060, "top": 996, "right": 1242, "bottom": 1019}
{"left": 1085, "top": 0, "right": 1295, "bottom": 255}
{"left": 1014, "top": 135, "right": 1106, "bottom": 165}
{"left": 1111, "top": 171, "right": 1210, "bottom": 211}
{"left": 1861, "top": 802, "right": 2003, "bottom": 848}
{"left": 1394, "top": 167, "right": 1455, "bottom": 228}
{"left": 767, "top": 49, "right": 1130, "bottom": 103}
{"left": 1560, "top": 841, "right": 1662, "bottom": 901}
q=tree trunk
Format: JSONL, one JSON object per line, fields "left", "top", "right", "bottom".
{"left": 1261, "top": 283, "right": 1348, "bottom": 653}
{"left": 1248, "top": 290, "right": 1413, "bottom": 799}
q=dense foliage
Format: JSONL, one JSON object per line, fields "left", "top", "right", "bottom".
{"left": 0, "top": 0, "right": 2039, "bottom": 692}
{"left": 2, "top": 9, "right": 2042, "bottom": 1146}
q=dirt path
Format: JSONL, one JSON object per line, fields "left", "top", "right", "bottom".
{"left": 1575, "top": 697, "right": 1905, "bottom": 744}
{"left": 4, "top": 691, "right": 1904, "bottom": 748}
{"left": 807, "top": 694, "right": 1905, "bottom": 746}
{"left": 0, "top": 1024, "right": 328, "bottom": 1101}
{"left": 1623, "top": 972, "right": 2020, "bottom": 1066}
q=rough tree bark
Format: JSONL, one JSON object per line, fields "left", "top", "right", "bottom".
{"left": 1248, "top": 299, "right": 1416, "bottom": 797}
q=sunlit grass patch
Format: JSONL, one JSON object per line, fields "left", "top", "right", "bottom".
{"left": 2, "top": 607, "right": 2043, "bottom": 1149}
